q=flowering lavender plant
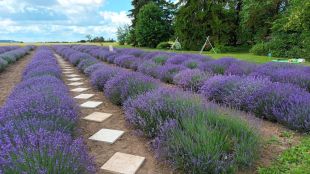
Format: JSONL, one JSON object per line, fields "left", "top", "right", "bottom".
{"left": 173, "top": 69, "right": 212, "bottom": 92}
{"left": 104, "top": 72, "right": 160, "bottom": 105}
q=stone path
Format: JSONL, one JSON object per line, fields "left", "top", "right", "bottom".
{"left": 56, "top": 55, "right": 171, "bottom": 174}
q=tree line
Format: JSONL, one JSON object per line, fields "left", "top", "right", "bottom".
{"left": 117, "top": 0, "right": 309, "bottom": 59}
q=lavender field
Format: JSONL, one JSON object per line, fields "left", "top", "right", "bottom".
{"left": 0, "top": 43, "right": 309, "bottom": 173}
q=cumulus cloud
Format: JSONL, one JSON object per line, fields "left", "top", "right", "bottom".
{"left": 0, "top": 0, "right": 130, "bottom": 42}
{"left": 100, "top": 11, "right": 131, "bottom": 25}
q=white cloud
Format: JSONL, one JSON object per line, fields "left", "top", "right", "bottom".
{"left": 100, "top": 11, "right": 131, "bottom": 25}
{"left": 0, "top": 18, "right": 16, "bottom": 26}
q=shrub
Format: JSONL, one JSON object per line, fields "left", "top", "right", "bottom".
{"left": 173, "top": 69, "right": 212, "bottom": 92}
{"left": 123, "top": 88, "right": 204, "bottom": 138}
{"left": 166, "top": 54, "right": 188, "bottom": 65}
{"left": 84, "top": 63, "right": 105, "bottom": 76}
{"left": 152, "top": 55, "right": 169, "bottom": 65}
{"left": 250, "top": 42, "right": 270, "bottom": 56}
{"left": 90, "top": 67, "right": 123, "bottom": 91}
{"left": 156, "top": 42, "right": 172, "bottom": 49}
{"left": 204, "top": 58, "right": 239, "bottom": 74}
{"left": 153, "top": 108, "right": 259, "bottom": 173}
{"left": 137, "top": 60, "right": 160, "bottom": 77}
{"left": 225, "top": 61, "right": 257, "bottom": 76}
{"left": 0, "top": 58, "right": 8, "bottom": 72}
{"left": 0, "top": 129, "right": 95, "bottom": 174}
{"left": 105, "top": 72, "right": 160, "bottom": 105}
{"left": 114, "top": 55, "right": 137, "bottom": 69}
{"left": 155, "top": 64, "right": 186, "bottom": 83}
{"left": 247, "top": 82, "right": 310, "bottom": 131}
{"left": 200, "top": 75, "right": 242, "bottom": 103}
{"left": 77, "top": 57, "right": 99, "bottom": 72}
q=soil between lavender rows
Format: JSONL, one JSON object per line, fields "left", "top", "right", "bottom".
{"left": 0, "top": 50, "right": 36, "bottom": 106}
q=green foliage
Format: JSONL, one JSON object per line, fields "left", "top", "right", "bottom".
{"left": 135, "top": 2, "right": 172, "bottom": 48}
{"left": 128, "top": 0, "right": 175, "bottom": 46}
{"left": 156, "top": 41, "right": 172, "bottom": 49}
{"left": 240, "top": 0, "right": 288, "bottom": 42}
{"left": 250, "top": 42, "right": 270, "bottom": 56}
{"left": 161, "top": 108, "right": 260, "bottom": 173}
{"left": 116, "top": 25, "right": 130, "bottom": 45}
{"left": 250, "top": 0, "right": 310, "bottom": 60}
{"left": 258, "top": 136, "right": 310, "bottom": 174}
{"left": 175, "top": 1, "right": 242, "bottom": 50}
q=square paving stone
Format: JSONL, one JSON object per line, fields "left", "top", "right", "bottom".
{"left": 68, "top": 78, "right": 83, "bottom": 81}
{"left": 66, "top": 74, "right": 80, "bottom": 77}
{"left": 80, "top": 101, "right": 102, "bottom": 108}
{"left": 83, "top": 112, "right": 112, "bottom": 122}
{"left": 101, "top": 152, "right": 145, "bottom": 174}
{"left": 70, "top": 88, "right": 89, "bottom": 92}
{"left": 68, "top": 82, "right": 84, "bottom": 86}
{"left": 74, "top": 94, "right": 94, "bottom": 99}
{"left": 89, "top": 129, "right": 124, "bottom": 144}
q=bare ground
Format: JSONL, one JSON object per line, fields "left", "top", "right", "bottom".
{"left": 0, "top": 50, "right": 35, "bottom": 106}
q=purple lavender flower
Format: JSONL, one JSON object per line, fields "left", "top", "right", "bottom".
{"left": 104, "top": 72, "right": 160, "bottom": 105}
{"left": 204, "top": 57, "right": 239, "bottom": 74}
{"left": 84, "top": 63, "right": 105, "bottom": 76}
{"left": 173, "top": 69, "right": 212, "bottom": 92}
{"left": 90, "top": 66, "right": 124, "bottom": 90}
{"left": 225, "top": 61, "right": 257, "bottom": 76}
{"left": 154, "top": 64, "right": 186, "bottom": 83}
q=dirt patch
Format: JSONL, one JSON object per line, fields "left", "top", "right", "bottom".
{"left": 0, "top": 50, "right": 35, "bottom": 106}
{"left": 56, "top": 55, "right": 173, "bottom": 174}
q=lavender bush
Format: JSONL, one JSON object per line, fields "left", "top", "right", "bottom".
{"left": 153, "top": 108, "right": 259, "bottom": 173}
{"left": 104, "top": 72, "right": 160, "bottom": 105}
{"left": 124, "top": 88, "right": 204, "bottom": 138}
{"left": 84, "top": 63, "right": 105, "bottom": 76}
{"left": 204, "top": 58, "right": 239, "bottom": 74}
{"left": 90, "top": 66, "right": 124, "bottom": 90}
{"left": 154, "top": 64, "right": 186, "bottom": 83}
{"left": 114, "top": 55, "right": 137, "bottom": 69}
{"left": 173, "top": 69, "right": 212, "bottom": 92}
{"left": 225, "top": 61, "right": 257, "bottom": 76}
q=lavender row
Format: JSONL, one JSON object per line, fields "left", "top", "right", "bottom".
{"left": 54, "top": 45, "right": 260, "bottom": 173}
{"left": 73, "top": 45, "right": 310, "bottom": 92}
{"left": 0, "top": 46, "right": 19, "bottom": 54}
{"left": 72, "top": 45, "right": 310, "bottom": 132}
{"left": 0, "top": 45, "right": 35, "bottom": 72}
{"left": 0, "top": 47, "right": 95, "bottom": 173}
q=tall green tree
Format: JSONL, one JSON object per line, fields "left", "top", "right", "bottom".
{"left": 269, "top": 0, "right": 309, "bottom": 59}
{"left": 174, "top": 0, "right": 243, "bottom": 50}
{"left": 128, "top": 0, "right": 175, "bottom": 45}
{"left": 135, "top": 2, "right": 171, "bottom": 47}
{"left": 240, "top": 0, "right": 289, "bottom": 43}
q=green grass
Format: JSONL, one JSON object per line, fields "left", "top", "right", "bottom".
{"left": 258, "top": 136, "right": 310, "bottom": 174}
{"left": 1, "top": 42, "right": 309, "bottom": 65}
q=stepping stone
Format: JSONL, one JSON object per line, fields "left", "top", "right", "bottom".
{"left": 89, "top": 128, "right": 124, "bottom": 144}
{"left": 83, "top": 112, "right": 112, "bottom": 122}
{"left": 68, "top": 82, "right": 84, "bottom": 86}
{"left": 66, "top": 74, "right": 80, "bottom": 77}
{"left": 63, "top": 68, "right": 73, "bottom": 71}
{"left": 74, "top": 93, "right": 94, "bottom": 99}
{"left": 68, "top": 78, "right": 83, "bottom": 81}
{"left": 80, "top": 101, "right": 102, "bottom": 108}
{"left": 101, "top": 152, "right": 145, "bottom": 174}
{"left": 70, "top": 87, "right": 89, "bottom": 92}
{"left": 63, "top": 71, "right": 73, "bottom": 74}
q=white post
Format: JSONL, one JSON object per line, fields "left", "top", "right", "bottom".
{"left": 207, "top": 37, "right": 217, "bottom": 54}
{"left": 200, "top": 36, "right": 209, "bottom": 54}
{"left": 170, "top": 37, "right": 179, "bottom": 50}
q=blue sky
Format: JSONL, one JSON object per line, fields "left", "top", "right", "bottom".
{"left": 0, "top": 0, "right": 132, "bottom": 42}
